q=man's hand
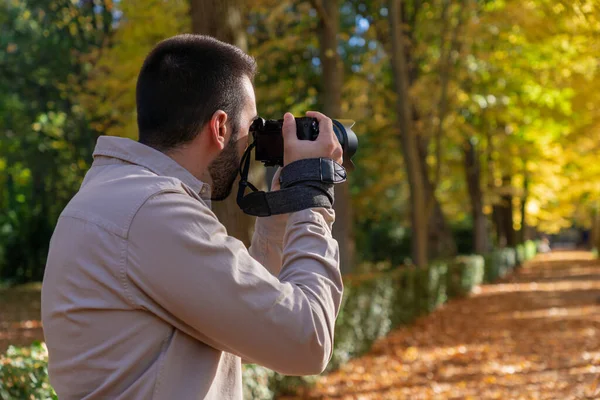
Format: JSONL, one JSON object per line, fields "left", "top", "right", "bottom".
{"left": 282, "top": 112, "right": 343, "bottom": 166}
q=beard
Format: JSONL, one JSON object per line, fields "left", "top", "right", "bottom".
{"left": 208, "top": 134, "right": 241, "bottom": 201}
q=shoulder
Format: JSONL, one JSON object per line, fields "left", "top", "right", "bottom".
{"left": 129, "top": 190, "right": 224, "bottom": 241}
{"left": 63, "top": 165, "right": 205, "bottom": 238}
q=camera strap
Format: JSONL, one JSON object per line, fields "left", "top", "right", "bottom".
{"left": 237, "top": 144, "right": 347, "bottom": 216}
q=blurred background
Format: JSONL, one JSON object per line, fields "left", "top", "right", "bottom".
{"left": 2, "top": 0, "right": 600, "bottom": 284}
{"left": 1, "top": 0, "right": 600, "bottom": 398}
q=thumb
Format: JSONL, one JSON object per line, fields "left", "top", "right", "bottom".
{"left": 282, "top": 113, "right": 297, "bottom": 142}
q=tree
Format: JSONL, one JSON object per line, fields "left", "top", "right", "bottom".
{"left": 464, "top": 137, "right": 488, "bottom": 253}
{"left": 388, "top": 0, "right": 429, "bottom": 266}
{"left": 310, "top": 0, "right": 355, "bottom": 273}
{"left": 190, "top": 0, "right": 264, "bottom": 247}
{"left": 0, "top": 0, "right": 112, "bottom": 282}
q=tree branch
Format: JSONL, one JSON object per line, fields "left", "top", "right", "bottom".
{"left": 308, "top": 0, "right": 331, "bottom": 28}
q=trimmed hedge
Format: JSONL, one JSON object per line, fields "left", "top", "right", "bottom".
{"left": 446, "top": 255, "right": 485, "bottom": 298}
{"left": 484, "top": 247, "right": 516, "bottom": 282}
{"left": 1, "top": 242, "right": 537, "bottom": 400}
{"left": 0, "top": 342, "right": 57, "bottom": 400}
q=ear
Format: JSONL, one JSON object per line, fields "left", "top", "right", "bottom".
{"left": 208, "top": 110, "right": 228, "bottom": 151}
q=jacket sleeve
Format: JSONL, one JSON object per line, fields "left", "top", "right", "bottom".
{"left": 248, "top": 213, "right": 289, "bottom": 276}
{"left": 126, "top": 192, "right": 342, "bottom": 376}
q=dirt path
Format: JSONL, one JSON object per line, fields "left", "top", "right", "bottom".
{"left": 295, "top": 251, "right": 600, "bottom": 400}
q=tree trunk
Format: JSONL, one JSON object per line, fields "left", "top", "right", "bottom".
{"left": 486, "top": 126, "right": 504, "bottom": 248}
{"left": 389, "top": 0, "right": 428, "bottom": 267}
{"left": 191, "top": 1, "right": 247, "bottom": 50}
{"left": 492, "top": 205, "right": 503, "bottom": 247}
{"left": 313, "top": 0, "right": 355, "bottom": 274}
{"left": 190, "top": 0, "right": 263, "bottom": 247}
{"left": 500, "top": 174, "right": 516, "bottom": 247}
{"left": 417, "top": 136, "right": 457, "bottom": 259}
{"left": 464, "top": 137, "right": 488, "bottom": 254}
{"left": 519, "top": 172, "right": 529, "bottom": 243}
{"left": 592, "top": 206, "right": 600, "bottom": 251}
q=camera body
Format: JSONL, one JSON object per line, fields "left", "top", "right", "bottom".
{"left": 250, "top": 116, "right": 357, "bottom": 168}
{"left": 251, "top": 117, "right": 318, "bottom": 167}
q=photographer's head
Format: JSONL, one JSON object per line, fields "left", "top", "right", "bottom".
{"left": 136, "top": 34, "right": 257, "bottom": 200}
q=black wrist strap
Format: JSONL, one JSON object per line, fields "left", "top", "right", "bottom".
{"left": 279, "top": 157, "right": 347, "bottom": 187}
{"left": 236, "top": 145, "right": 347, "bottom": 216}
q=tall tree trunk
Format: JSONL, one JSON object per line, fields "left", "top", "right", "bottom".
{"left": 500, "top": 174, "right": 516, "bottom": 247}
{"left": 519, "top": 171, "right": 529, "bottom": 243}
{"left": 389, "top": 0, "right": 428, "bottom": 267}
{"left": 190, "top": 0, "right": 263, "bottom": 247}
{"left": 191, "top": 1, "right": 247, "bottom": 50}
{"left": 592, "top": 205, "right": 600, "bottom": 251}
{"left": 408, "top": 0, "right": 462, "bottom": 262}
{"left": 417, "top": 136, "right": 457, "bottom": 259}
{"left": 312, "top": 0, "right": 355, "bottom": 274}
{"left": 486, "top": 126, "right": 504, "bottom": 247}
{"left": 492, "top": 205, "right": 504, "bottom": 247}
{"left": 464, "top": 137, "right": 488, "bottom": 254}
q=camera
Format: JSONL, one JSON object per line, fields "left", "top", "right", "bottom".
{"left": 249, "top": 116, "right": 358, "bottom": 169}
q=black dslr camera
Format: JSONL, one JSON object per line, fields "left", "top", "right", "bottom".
{"left": 236, "top": 116, "right": 358, "bottom": 216}
{"left": 249, "top": 116, "right": 358, "bottom": 169}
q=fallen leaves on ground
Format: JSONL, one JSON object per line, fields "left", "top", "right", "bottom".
{"left": 0, "top": 283, "right": 44, "bottom": 354}
{"left": 288, "top": 251, "right": 600, "bottom": 400}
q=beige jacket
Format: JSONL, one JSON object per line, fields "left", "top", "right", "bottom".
{"left": 41, "top": 136, "right": 343, "bottom": 399}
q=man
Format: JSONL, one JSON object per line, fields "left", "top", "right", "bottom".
{"left": 41, "top": 34, "right": 344, "bottom": 399}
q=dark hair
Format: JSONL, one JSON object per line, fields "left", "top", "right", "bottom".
{"left": 136, "top": 34, "right": 256, "bottom": 151}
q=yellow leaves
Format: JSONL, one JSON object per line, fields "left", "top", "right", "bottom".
{"left": 404, "top": 346, "right": 419, "bottom": 362}
{"left": 81, "top": 0, "right": 189, "bottom": 138}
{"left": 68, "top": 22, "right": 77, "bottom": 36}
{"left": 551, "top": 3, "right": 566, "bottom": 15}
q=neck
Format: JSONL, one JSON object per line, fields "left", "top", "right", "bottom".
{"left": 165, "top": 145, "right": 210, "bottom": 182}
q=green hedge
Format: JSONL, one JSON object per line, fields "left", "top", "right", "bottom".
{"left": 1, "top": 243, "right": 536, "bottom": 400}
{"left": 524, "top": 240, "right": 537, "bottom": 261}
{"left": 446, "top": 255, "right": 485, "bottom": 298}
{"left": 483, "top": 240, "right": 538, "bottom": 283}
{"left": 484, "top": 248, "right": 515, "bottom": 282}
{"left": 0, "top": 342, "right": 57, "bottom": 400}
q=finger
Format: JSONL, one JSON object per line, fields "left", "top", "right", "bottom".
{"left": 282, "top": 112, "right": 297, "bottom": 143}
{"left": 333, "top": 148, "right": 343, "bottom": 165}
{"left": 305, "top": 111, "right": 329, "bottom": 121}
{"left": 306, "top": 111, "right": 334, "bottom": 143}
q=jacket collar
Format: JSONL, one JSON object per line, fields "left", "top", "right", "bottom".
{"left": 92, "top": 136, "right": 211, "bottom": 197}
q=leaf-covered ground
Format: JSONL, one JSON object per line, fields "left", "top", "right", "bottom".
{"left": 0, "top": 283, "right": 44, "bottom": 354}
{"left": 289, "top": 251, "right": 600, "bottom": 399}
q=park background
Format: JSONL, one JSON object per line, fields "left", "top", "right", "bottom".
{"left": 1, "top": 0, "right": 600, "bottom": 399}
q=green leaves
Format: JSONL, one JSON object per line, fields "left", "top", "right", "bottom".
{"left": 0, "top": 342, "right": 57, "bottom": 400}
{"left": 0, "top": 1, "right": 110, "bottom": 282}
